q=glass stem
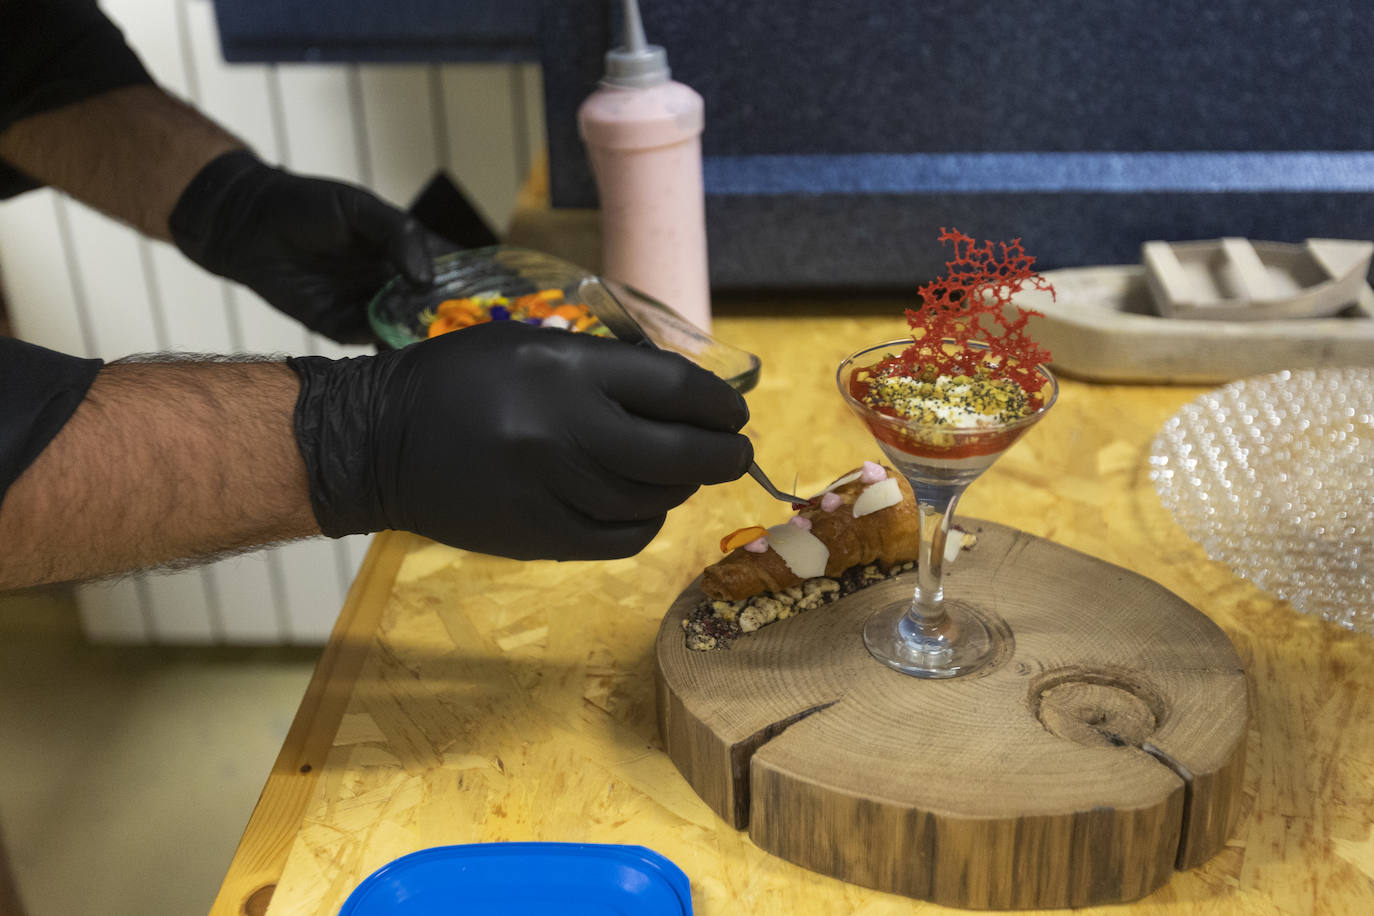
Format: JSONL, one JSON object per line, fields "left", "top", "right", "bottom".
{"left": 909, "top": 492, "right": 962, "bottom": 632}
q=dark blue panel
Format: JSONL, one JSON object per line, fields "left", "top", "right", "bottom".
{"left": 539, "top": 0, "right": 611, "bottom": 210}
{"left": 658, "top": 1, "right": 1373, "bottom": 156}
{"left": 704, "top": 191, "right": 1374, "bottom": 289}
{"left": 540, "top": 0, "right": 1374, "bottom": 289}
{"left": 544, "top": 0, "right": 1374, "bottom": 205}
{"left": 213, "top": 0, "right": 540, "bottom": 63}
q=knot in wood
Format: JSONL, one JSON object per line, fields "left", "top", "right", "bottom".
{"left": 1031, "top": 667, "right": 1166, "bottom": 748}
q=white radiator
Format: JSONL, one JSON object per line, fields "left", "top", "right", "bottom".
{"left": 0, "top": 0, "right": 545, "bottom": 643}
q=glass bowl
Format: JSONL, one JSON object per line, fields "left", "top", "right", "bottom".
{"left": 368, "top": 246, "right": 761, "bottom": 393}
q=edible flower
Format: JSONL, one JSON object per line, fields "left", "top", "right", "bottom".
{"left": 422, "top": 289, "right": 610, "bottom": 339}
{"left": 720, "top": 525, "right": 768, "bottom": 553}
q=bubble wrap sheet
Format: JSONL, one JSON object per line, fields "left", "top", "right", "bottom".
{"left": 1149, "top": 367, "right": 1373, "bottom": 631}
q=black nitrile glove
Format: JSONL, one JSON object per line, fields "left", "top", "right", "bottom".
{"left": 169, "top": 150, "right": 440, "bottom": 344}
{"left": 287, "top": 321, "right": 754, "bottom": 560}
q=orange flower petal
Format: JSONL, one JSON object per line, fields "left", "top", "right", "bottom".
{"left": 720, "top": 525, "right": 768, "bottom": 553}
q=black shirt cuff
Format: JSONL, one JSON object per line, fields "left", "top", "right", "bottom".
{"left": 0, "top": 0, "right": 154, "bottom": 199}
{"left": 0, "top": 337, "right": 102, "bottom": 506}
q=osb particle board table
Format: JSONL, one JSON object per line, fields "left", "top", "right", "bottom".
{"left": 210, "top": 306, "right": 1374, "bottom": 916}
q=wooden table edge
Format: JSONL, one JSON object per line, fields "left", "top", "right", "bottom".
{"left": 208, "top": 530, "right": 417, "bottom": 916}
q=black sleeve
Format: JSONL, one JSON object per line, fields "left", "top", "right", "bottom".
{"left": 0, "top": 336, "right": 102, "bottom": 506}
{"left": 0, "top": 0, "right": 155, "bottom": 198}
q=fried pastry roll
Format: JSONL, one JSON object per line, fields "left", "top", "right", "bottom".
{"left": 701, "top": 465, "right": 919, "bottom": 601}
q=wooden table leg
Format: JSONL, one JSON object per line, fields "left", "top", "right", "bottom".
{"left": 209, "top": 531, "right": 414, "bottom": 916}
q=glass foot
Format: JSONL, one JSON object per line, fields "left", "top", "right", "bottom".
{"left": 862, "top": 598, "right": 1012, "bottom": 679}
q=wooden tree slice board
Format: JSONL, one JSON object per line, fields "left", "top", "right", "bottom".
{"left": 655, "top": 519, "right": 1248, "bottom": 910}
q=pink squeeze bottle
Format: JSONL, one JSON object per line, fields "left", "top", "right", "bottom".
{"left": 577, "top": 0, "right": 712, "bottom": 331}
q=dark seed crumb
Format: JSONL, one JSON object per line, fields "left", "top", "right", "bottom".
{"left": 682, "top": 561, "right": 915, "bottom": 651}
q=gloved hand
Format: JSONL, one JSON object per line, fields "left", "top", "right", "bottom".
{"left": 169, "top": 149, "right": 441, "bottom": 344}
{"left": 287, "top": 321, "right": 754, "bottom": 560}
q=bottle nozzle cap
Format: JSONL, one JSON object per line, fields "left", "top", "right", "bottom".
{"left": 602, "top": 0, "right": 670, "bottom": 88}
{"left": 603, "top": 44, "right": 671, "bottom": 88}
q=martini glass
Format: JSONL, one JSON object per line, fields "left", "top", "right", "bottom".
{"left": 836, "top": 340, "right": 1059, "bottom": 678}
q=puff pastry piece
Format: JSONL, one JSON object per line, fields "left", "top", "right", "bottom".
{"left": 701, "top": 466, "right": 919, "bottom": 601}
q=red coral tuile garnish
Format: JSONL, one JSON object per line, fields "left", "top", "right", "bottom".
{"left": 898, "top": 228, "right": 1054, "bottom": 396}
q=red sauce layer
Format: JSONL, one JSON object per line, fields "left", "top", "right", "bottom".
{"left": 847, "top": 372, "right": 1035, "bottom": 460}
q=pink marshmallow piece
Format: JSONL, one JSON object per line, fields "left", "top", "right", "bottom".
{"left": 820, "top": 492, "right": 843, "bottom": 513}
{"left": 788, "top": 515, "right": 813, "bottom": 531}
{"left": 744, "top": 537, "right": 768, "bottom": 553}
{"left": 859, "top": 460, "right": 886, "bottom": 484}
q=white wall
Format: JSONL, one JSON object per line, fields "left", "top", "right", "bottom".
{"left": 0, "top": 0, "right": 545, "bottom": 643}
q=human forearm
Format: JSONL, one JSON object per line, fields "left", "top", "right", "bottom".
{"left": 0, "top": 320, "right": 756, "bottom": 587}
{"left": 0, "top": 357, "right": 318, "bottom": 588}
{"left": 0, "top": 84, "right": 243, "bottom": 239}
{"left": 0, "top": 0, "right": 438, "bottom": 342}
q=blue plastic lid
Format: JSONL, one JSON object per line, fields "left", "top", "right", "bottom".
{"left": 339, "top": 842, "right": 694, "bottom": 915}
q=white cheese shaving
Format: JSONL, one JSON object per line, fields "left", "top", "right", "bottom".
{"left": 852, "top": 476, "right": 902, "bottom": 517}
{"left": 765, "top": 523, "right": 830, "bottom": 579}
{"left": 943, "top": 528, "right": 978, "bottom": 564}
{"left": 944, "top": 532, "right": 964, "bottom": 564}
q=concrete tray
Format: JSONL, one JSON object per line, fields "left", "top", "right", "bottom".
{"left": 1022, "top": 265, "right": 1374, "bottom": 384}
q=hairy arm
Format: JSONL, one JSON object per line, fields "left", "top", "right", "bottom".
{"left": 0, "top": 358, "right": 319, "bottom": 588}
{"left": 0, "top": 84, "right": 243, "bottom": 239}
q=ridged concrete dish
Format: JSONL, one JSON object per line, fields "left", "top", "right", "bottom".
{"left": 1021, "top": 265, "right": 1374, "bottom": 384}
